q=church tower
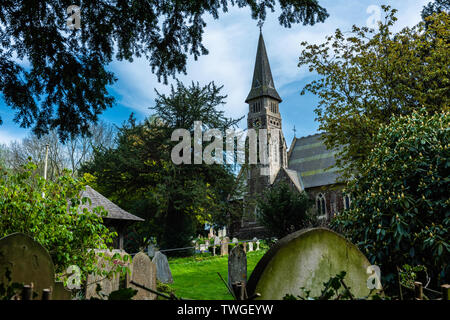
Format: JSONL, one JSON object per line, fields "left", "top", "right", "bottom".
{"left": 246, "top": 31, "right": 288, "bottom": 200}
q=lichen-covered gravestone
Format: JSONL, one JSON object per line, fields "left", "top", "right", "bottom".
{"left": 247, "top": 228, "right": 378, "bottom": 300}
{"left": 0, "top": 233, "right": 71, "bottom": 300}
{"left": 85, "top": 249, "right": 130, "bottom": 299}
{"left": 248, "top": 242, "right": 254, "bottom": 252}
{"left": 228, "top": 245, "right": 247, "bottom": 288}
{"left": 213, "top": 236, "right": 221, "bottom": 256}
{"left": 220, "top": 237, "right": 229, "bottom": 256}
{"left": 152, "top": 251, "right": 173, "bottom": 284}
{"left": 126, "top": 252, "right": 157, "bottom": 300}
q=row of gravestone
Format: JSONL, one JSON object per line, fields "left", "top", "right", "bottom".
{"left": 0, "top": 233, "right": 174, "bottom": 300}
{"left": 194, "top": 237, "right": 261, "bottom": 256}
{"left": 86, "top": 250, "right": 173, "bottom": 300}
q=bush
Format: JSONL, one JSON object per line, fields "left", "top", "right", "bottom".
{"left": 0, "top": 161, "right": 117, "bottom": 279}
{"left": 256, "top": 182, "right": 314, "bottom": 238}
{"left": 332, "top": 110, "right": 449, "bottom": 293}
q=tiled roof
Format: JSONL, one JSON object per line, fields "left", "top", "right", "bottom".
{"left": 288, "top": 133, "right": 344, "bottom": 189}
{"left": 79, "top": 186, "right": 144, "bottom": 222}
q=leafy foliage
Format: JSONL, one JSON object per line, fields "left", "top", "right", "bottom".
{"left": 0, "top": 161, "right": 117, "bottom": 278}
{"left": 332, "top": 110, "right": 449, "bottom": 293}
{"left": 298, "top": 6, "right": 449, "bottom": 177}
{"left": 0, "top": 0, "right": 328, "bottom": 141}
{"left": 80, "top": 81, "right": 242, "bottom": 252}
{"left": 283, "top": 271, "right": 385, "bottom": 300}
{"left": 256, "top": 182, "right": 314, "bottom": 238}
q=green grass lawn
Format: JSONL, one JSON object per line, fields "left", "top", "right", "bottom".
{"left": 168, "top": 249, "right": 267, "bottom": 300}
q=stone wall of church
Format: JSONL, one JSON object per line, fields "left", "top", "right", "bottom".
{"left": 306, "top": 184, "right": 347, "bottom": 221}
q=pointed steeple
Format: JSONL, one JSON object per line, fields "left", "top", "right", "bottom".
{"left": 245, "top": 32, "right": 282, "bottom": 103}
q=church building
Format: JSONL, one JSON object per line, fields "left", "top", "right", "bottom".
{"left": 235, "top": 32, "right": 351, "bottom": 239}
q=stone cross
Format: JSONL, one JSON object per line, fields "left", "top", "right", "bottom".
{"left": 126, "top": 252, "right": 157, "bottom": 300}
{"left": 228, "top": 245, "right": 247, "bottom": 290}
{"left": 152, "top": 251, "right": 173, "bottom": 284}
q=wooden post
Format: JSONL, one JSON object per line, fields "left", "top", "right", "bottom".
{"left": 21, "top": 284, "right": 33, "bottom": 300}
{"left": 441, "top": 284, "right": 450, "bottom": 301}
{"left": 414, "top": 281, "right": 423, "bottom": 300}
{"left": 42, "top": 288, "right": 51, "bottom": 300}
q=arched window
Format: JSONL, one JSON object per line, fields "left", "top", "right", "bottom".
{"left": 343, "top": 194, "right": 351, "bottom": 210}
{"left": 316, "top": 193, "right": 327, "bottom": 219}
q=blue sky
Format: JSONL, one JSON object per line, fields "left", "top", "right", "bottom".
{"left": 0, "top": 0, "right": 430, "bottom": 145}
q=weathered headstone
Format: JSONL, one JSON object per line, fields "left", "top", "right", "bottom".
{"left": 247, "top": 228, "right": 379, "bottom": 300}
{"left": 86, "top": 249, "right": 129, "bottom": 299}
{"left": 126, "top": 252, "right": 157, "bottom": 300}
{"left": 220, "top": 237, "right": 229, "bottom": 256}
{"left": 248, "top": 242, "right": 254, "bottom": 252}
{"left": 152, "top": 251, "right": 173, "bottom": 284}
{"left": 228, "top": 245, "right": 247, "bottom": 289}
{"left": 256, "top": 240, "right": 260, "bottom": 251}
{"left": 232, "top": 237, "right": 238, "bottom": 245}
{"left": 208, "top": 227, "right": 214, "bottom": 239}
{"left": 147, "top": 244, "right": 157, "bottom": 258}
{"left": 0, "top": 233, "right": 71, "bottom": 300}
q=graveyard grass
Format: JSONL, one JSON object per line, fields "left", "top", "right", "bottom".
{"left": 168, "top": 250, "right": 267, "bottom": 300}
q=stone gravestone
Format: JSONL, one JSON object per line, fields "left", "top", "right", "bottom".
{"left": 256, "top": 240, "right": 260, "bottom": 251}
{"left": 208, "top": 227, "right": 214, "bottom": 239}
{"left": 0, "top": 233, "right": 71, "bottom": 300}
{"left": 126, "top": 252, "right": 157, "bottom": 300}
{"left": 220, "top": 237, "right": 229, "bottom": 256}
{"left": 152, "top": 251, "right": 173, "bottom": 284}
{"left": 232, "top": 237, "right": 238, "bottom": 245}
{"left": 248, "top": 242, "right": 254, "bottom": 252}
{"left": 228, "top": 245, "right": 247, "bottom": 289}
{"left": 86, "top": 249, "right": 130, "bottom": 299}
{"left": 242, "top": 242, "right": 247, "bottom": 253}
{"left": 247, "top": 228, "right": 380, "bottom": 300}
{"left": 147, "top": 244, "right": 157, "bottom": 258}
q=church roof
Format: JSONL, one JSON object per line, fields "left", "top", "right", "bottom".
{"left": 245, "top": 32, "right": 282, "bottom": 103}
{"left": 79, "top": 186, "right": 144, "bottom": 222}
{"left": 287, "top": 133, "right": 344, "bottom": 189}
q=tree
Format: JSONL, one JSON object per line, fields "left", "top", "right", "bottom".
{"left": 422, "top": 0, "right": 450, "bottom": 24}
{"left": 0, "top": 161, "right": 118, "bottom": 279}
{"left": 0, "top": 0, "right": 328, "bottom": 141}
{"left": 298, "top": 6, "right": 449, "bottom": 178}
{"left": 2, "top": 122, "right": 116, "bottom": 179}
{"left": 256, "top": 182, "right": 314, "bottom": 238}
{"left": 331, "top": 110, "right": 449, "bottom": 294}
{"left": 80, "top": 81, "right": 243, "bottom": 252}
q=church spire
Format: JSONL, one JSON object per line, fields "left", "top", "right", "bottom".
{"left": 245, "top": 32, "right": 282, "bottom": 103}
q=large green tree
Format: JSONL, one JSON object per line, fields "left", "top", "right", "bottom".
{"left": 298, "top": 6, "right": 449, "bottom": 177}
{"left": 81, "top": 81, "right": 242, "bottom": 252}
{"left": 256, "top": 182, "right": 314, "bottom": 239}
{"left": 332, "top": 110, "right": 449, "bottom": 294}
{"left": 0, "top": 162, "right": 118, "bottom": 279}
{"left": 0, "top": 0, "right": 328, "bottom": 141}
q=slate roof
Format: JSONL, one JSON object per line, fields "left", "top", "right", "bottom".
{"left": 287, "top": 134, "right": 344, "bottom": 189}
{"left": 245, "top": 32, "right": 282, "bottom": 103}
{"left": 79, "top": 186, "right": 144, "bottom": 222}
